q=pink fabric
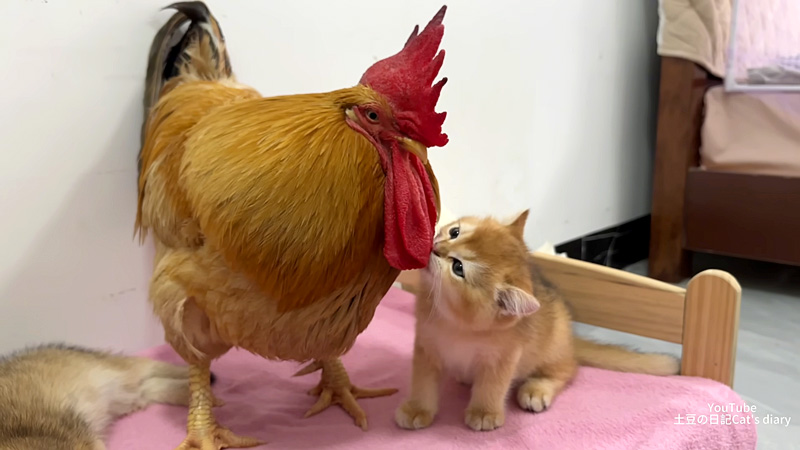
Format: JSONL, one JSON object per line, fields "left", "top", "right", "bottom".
{"left": 701, "top": 86, "right": 800, "bottom": 177}
{"left": 107, "top": 288, "right": 757, "bottom": 450}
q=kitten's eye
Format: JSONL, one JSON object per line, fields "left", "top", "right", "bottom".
{"left": 366, "top": 110, "right": 379, "bottom": 122}
{"left": 448, "top": 227, "right": 460, "bottom": 239}
{"left": 451, "top": 258, "right": 465, "bottom": 278}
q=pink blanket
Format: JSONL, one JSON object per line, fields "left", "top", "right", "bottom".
{"left": 108, "top": 288, "right": 757, "bottom": 449}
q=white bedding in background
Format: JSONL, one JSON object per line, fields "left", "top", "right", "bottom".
{"left": 657, "top": 0, "right": 731, "bottom": 77}
{"left": 657, "top": 0, "right": 800, "bottom": 81}
{"left": 747, "top": 56, "right": 800, "bottom": 85}
{"left": 659, "top": 0, "right": 800, "bottom": 177}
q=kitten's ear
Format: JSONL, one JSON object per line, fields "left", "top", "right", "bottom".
{"left": 505, "top": 209, "right": 530, "bottom": 240}
{"left": 495, "top": 284, "right": 540, "bottom": 317}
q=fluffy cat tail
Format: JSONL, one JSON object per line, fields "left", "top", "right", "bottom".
{"left": 573, "top": 337, "right": 680, "bottom": 376}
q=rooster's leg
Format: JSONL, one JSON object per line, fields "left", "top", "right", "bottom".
{"left": 294, "top": 358, "right": 397, "bottom": 430}
{"left": 174, "top": 363, "right": 262, "bottom": 450}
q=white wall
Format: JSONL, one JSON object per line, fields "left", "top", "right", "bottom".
{"left": 0, "top": 0, "right": 659, "bottom": 354}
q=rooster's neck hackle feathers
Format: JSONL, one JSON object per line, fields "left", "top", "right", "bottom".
{"left": 359, "top": 5, "right": 449, "bottom": 148}
{"left": 176, "top": 86, "right": 398, "bottom": 311}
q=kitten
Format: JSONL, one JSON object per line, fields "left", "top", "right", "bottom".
{"left": 395, "top": 210, "right": 680, "bottom": 431}
{"left": 0, "top": 343, "right": 200, "bottom": 449}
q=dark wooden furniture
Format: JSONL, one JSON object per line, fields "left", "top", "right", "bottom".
{"left": 649, "top": 57, "right": 800, "bottom": 282}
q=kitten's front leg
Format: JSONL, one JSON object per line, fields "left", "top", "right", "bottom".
{"left": 517, "top": 355, "right": 576, "bottom": 413}
{"left": 464, "top": 352, "right": 520, "bottom": 431}
{"left": 395, "top": 343, "right": 442, "bottom": 430}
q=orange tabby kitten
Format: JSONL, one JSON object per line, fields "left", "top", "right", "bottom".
{"left": 395, "top": 210, "right": 679, "bottom": 431}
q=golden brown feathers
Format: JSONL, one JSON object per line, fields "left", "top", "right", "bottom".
{"left": 138, "top": 84, "right": 438, "bottom": 312}
{"left": 179, "top": 87, "right": 394, "bottom": 312}
{"left": 138, "top": 0, "right": 441, "bottom": 321}
{"left": 136, "top": 81, "right": 260, "bottom": 248}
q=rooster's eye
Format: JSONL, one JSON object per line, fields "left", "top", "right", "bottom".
{"left": 366, "top": 110, "right": 379, "bottom": 122}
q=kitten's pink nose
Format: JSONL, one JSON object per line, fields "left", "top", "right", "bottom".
{"left": 432, "top": 242, "right": 442, "bottom": 257}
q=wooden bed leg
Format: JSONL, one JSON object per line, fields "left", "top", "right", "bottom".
{"left": 680, "top": 270, "right": 741, "bottom": 388}
{"left": 649, "top": 57, "right": 708, "bottom": 282}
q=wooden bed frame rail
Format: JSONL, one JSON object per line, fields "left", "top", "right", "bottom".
{"left": 395, "top": 252, "right": 741, "bottom": 388}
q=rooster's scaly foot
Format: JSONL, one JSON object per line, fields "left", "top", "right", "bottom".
{"left": 293, "top": 358, "right": 397, "bottom": 430}
{"left": 174, "top": 425, "right": 262, "bottom": 450}
{"left": 175, "top": 364, "right": 262, "bottom": 450}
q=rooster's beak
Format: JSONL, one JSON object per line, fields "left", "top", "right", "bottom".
{"left": 397, "top": 137, "right": 428, "bottom": 165}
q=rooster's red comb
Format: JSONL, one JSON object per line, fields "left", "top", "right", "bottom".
{"left": 359, "top": 5, "right": 449, "bottom": 148}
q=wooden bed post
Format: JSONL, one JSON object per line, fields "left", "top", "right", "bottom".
{"left": 680, "top": 270, "right": 741, "bottom": 388}
{"left": 649, "top": 57, "right": 708, "bottom": 282}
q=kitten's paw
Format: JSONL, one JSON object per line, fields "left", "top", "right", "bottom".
{"left": 464, "top": 407, "right": 504, "bottom": 431}
{"left": 517, "top": 377, "right": 557, "bottom": 412}
{"left": 395, "top": 400, "right": 435, "bottom": 430}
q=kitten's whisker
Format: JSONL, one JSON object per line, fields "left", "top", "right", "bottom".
{"left": 424, "top": 263, "right": 443, "bottom": 323}
{"left": 434, "top": 286, "right": 445, "bottom": 320}
{"left": 427, "top": 275, "right": 438, "bottom": 322}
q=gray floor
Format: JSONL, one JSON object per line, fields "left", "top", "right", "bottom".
{"left": 572, "top": 254, "right": 800, "bottom": 450}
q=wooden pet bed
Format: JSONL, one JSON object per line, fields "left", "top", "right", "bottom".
{"left": 109, "top": 252, "right": 754, "bottom": 449}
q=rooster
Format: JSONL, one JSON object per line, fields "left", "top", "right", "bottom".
{"left": 136, "top": 2, "right": 448, "bottom": 449}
